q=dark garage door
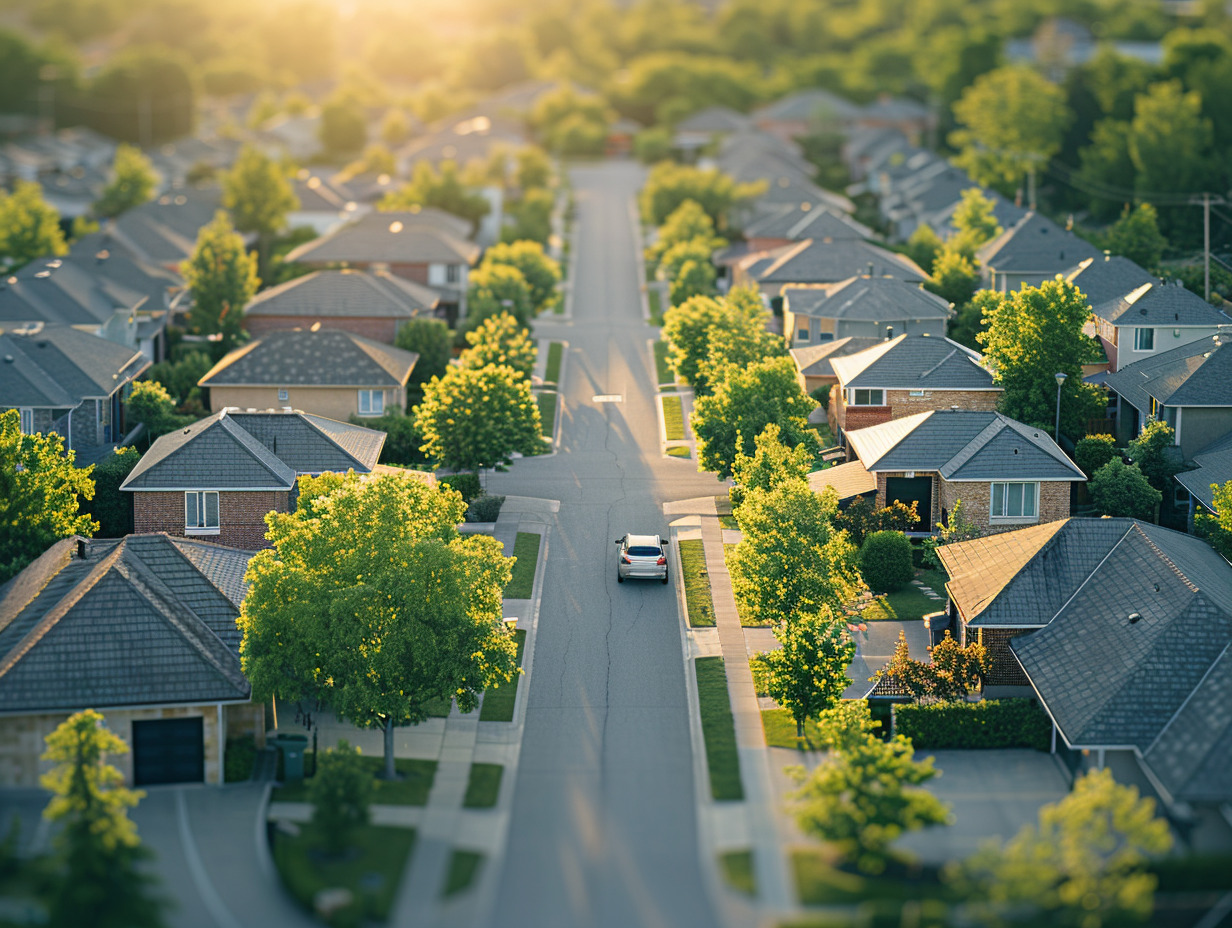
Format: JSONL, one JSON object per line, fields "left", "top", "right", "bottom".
{"left": 885, "top": 476, "right": 933, "bottom": 532}
{"left": 132, "top": 717, "right": 204, "bottom": 786}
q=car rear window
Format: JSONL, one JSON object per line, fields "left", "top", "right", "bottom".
{"left": 627, "top": 545, "right": 661, "bottom": 556}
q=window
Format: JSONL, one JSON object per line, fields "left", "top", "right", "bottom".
{"left": 909, "top": 390, "right": 927, "bottom": 397}
{"left": 1134, "top": 327, "right": 1154, "bottom": 351}
{"left": 851, "top": 389, "right": 885, "bottom": 406}
{"left": 797, "top": 328, "right": 810, "bottom": 341}
{"left": 278, "top": 388, "right": 288, "bottom": 402}
{"left": 445, "top": 264, "right": 460, "bottom": 284}
{"left": 990, "top": 482, "right": 1038, "bottom": 520}
{"left": 357, "top": 389, "right": 384, "bottom": 416}
{"left": 185, "top": 491, "right": 219, "bottom": 533}
{"left": 18, "top": 408, "right": 33, "bottom": 434}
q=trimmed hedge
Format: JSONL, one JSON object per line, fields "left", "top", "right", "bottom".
{"left": 859, "top": 530, "right": 914, "bottom": 593}
{"left": 466, "top": 494, "right": 505, "bottom": 522}
{"left": 440, "top": 473, "right": 482, "bottom": 503}
{"left": 894, "top": 698, "right": 1052, "bottom": 751}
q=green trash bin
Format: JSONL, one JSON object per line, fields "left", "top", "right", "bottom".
{"left": 274, "top": 733, "right": 308, "bottom": 782}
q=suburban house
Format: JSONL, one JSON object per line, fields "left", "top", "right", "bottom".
{"left": 826, "top": 409, "right": 1084, "bottom": 533}
{"left": 198, "top": 329, "right": 418, "bottom": 421}
{"left": 0, "top": 324, "right": 149, "bottom": 456}
{"left": 107, "top": 188, "right": 225, "bottom": 273}
{"left": 741, "top": 204, "right": 875, "bottom": 252}
{"left": 1175, "top": 431, "right": 1232, "bottom": 520}
{"left": 1086, "top": 278, "right": 1230, "bottom": 373}
{"left": 288, "top": 171, "right": 365, "bottom": 235}
{"left": 978, "top": 211, "right": 1101, "bottom": 292}
{"left": 752, "top": 89, "right": 862, "bottom": 143}
{"left": 243, "top": 268, "right": 440, "bottom": 342}
{"left": 737, "top": 241, "right": 928, "bottom": 308}
{"left": 789, "top": 337, "right": 882, "bottom": 396}
{"left": 781, "top": 275, "right": 949, "bottom": 347}
{"left": 120, "top": 408, "right": 385, "bottom": 550}
{"left": 0, "top": 534, "right": 261, "bottom": 788}
{"left": 938, "top": 518, "right": 1232, "bottom": 837}
{"left": 284, "top": 210, "right": 480, "bottom": 323}
{"left": 1103, "top": 334, "right": 1232, "bottom": 458}
{"left": 879, "top": 162, "right": 1023, "bottom": 243}
{"left": 1067, "top": 254, "right": 1158, "bottom": 310}
{"left": 828, "top": 334, "right": 1001, "bottom": 437}
{"left": 672, "top": 106, "right": 752, "bottom": 159}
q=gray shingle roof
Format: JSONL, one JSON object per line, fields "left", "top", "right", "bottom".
{"left": 1104, "top": 336, "right": 1232, "bottom": 410}
{"left": 789, "top": 337, "right": 883, "bottom": 379}
{"left": 199, "top": 329, "right": 417, "bottom": 389}
{"left": 1097, "top": 279, "right": 1230, "bottom": 328}
{"left": 0, "top": 257, "right": 145, "bottom": 328}
{"left": 783, "top": 276, "right": 949, "bottom": 323}
{"left": 244, "top": 269, "right": 440, "bottom": 319}
{"left": 829, "top": 334, "right": 996, "bottom": 391}
{"left": 743, "top": 204, "right": 874, "bottom": 242}
{"left": 754, "top": 89, "right": 862, "bottom": 123}
{"left": 284, "top": 211, "right": 480, "bottom": 266}
{"left": 978, "top": 211, "right": 1101, "bottom": 274}
{"left": 1175, "top": 431, "right": 1232, "bottom": 511}
{"left": 676, "top": 106, "right": 752, "bottom": 134}
{"left": 0, "top": 535, "right": 251, "bottom": 713}
{"left": 1066, "top": 255, "right": 1158, "bottom": 309}
{"left": 846, "top": 410, "right": 1084, "bottom": 481}
{"left": 758, "top": 241, "right": 927, "bottom": 285}
{"left": 109, "top": 188, "right": 223, "bottom": 266}
{"left": 0, "top": 325, "right": 148, "bottom": 408}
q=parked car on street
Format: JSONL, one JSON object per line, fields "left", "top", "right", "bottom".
{"left": 614, "top": 533, "right": 669, "bottom": 584}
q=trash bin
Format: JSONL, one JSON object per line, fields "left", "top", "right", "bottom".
{"left": 272, "top": 733, "right": 308, "bottom": 782}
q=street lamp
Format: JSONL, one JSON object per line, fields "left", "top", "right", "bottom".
{"left": 1054, "top": 372, "right": 1068, "bottom": 443}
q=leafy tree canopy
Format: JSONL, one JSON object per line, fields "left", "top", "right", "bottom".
{"left": 640, "top": 161, "right": 764, "bottom": 230}
{"left": 380, "top": 160, "right": 490, "bottom": 231}
{"left": 1126, "top": 418, "right": 1180, "bottom": 493}
{"left": 222, "top": 146, "right": 298, "bottom": 273}
{"left": 647, "top": 198, "right": 726, "bottom": 266}
{"left": 125, "top": 380, "right": 193, "bottom": 443}
{"left": 93, "top": 144, "right": 159, "bottom": 220}
{"left": 181, "top": 210, "right": 259, "bottom": 353}
{"left": 756, "top": 607, "right": 853, "bottom": 737}
{"left": 414, "top": 363, "right": 542, "bottom": 472}
{"left": 1102, "top": 203, "right": 1168, "bottom": 270}
{"left": 460, "top": 312, "right": 537, "bottom": 379}
{"left": 481, "top": 240, "right": 561, "bottom": 315}
{"left": 0, "top": 181, "right": 67, "bottom": 270}
{"left": 731, "top": 422, "right": 814, "bottom": 501}
{"left": 395, "top": 318, "right": 454, "bottom": 387}
{"left": 1090, "top": 458, "right": 1161, "bottom": 520}
{"left": 466, "top": 263, "right": 535, "bottom": 328}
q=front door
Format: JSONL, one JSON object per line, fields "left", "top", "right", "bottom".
{"left": 885, "top": 476, "right": 933, "bottom": 532}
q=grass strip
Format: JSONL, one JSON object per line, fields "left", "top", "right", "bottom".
{"left": 695, "top": 657, "right": 743, "bottom": 801}
{"left": 648, "top": 287, "right": 664, "bottom": 326}
{"left": 442, "top": 850, "right": 484, "bottom": 898}
{"left": 653, "top": 340, "right": 674, "bottom": 385}
{"left": 505, "top": 532, "right": 541, "bottom": 599}
{"left": 761, "top": 708, "right": 824, "bottom": 750}
{"left": 479, "top": 628, "right": 526, "bottom": 722}
{"left": 462, "top": 763, "right": 503, "bottom": 808}
{"left": 679, "top": 539, "right": 715, "bottom": 628}
{"left": 859, "top": 569, "right": 947, "bottom": 623}
{"left": 272, "top": 757, "right": 438, "bottom": 805}
{"left": 666, "top": 446, "right": 690, "bottom": 458}
{"left": 790, "top": 849, "right": 956, "bottom": 907}
{"left": 544, "top": 341, "right": 563, "bottom": 385}
{"left": 719, "top": 850, "right": 757, "bottom": 896}
{"left": 536, "top": 391, "right": 557, "bottom": 440}
{"left": 718, "top": 515, "right": 739, "bottom": 530}
{"left": 661, "top": 394, "right": 685, "bottom": 441}
{"left": 273, "top": 824, "right": 415, "bottom": 921}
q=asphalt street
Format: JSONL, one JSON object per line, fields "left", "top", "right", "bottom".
{"left": 485, "top": 161, "right": 728, "bottom": 928}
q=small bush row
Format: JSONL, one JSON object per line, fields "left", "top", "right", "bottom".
{"left": 893, "top": 698, "right": 1052, "bottom": 751}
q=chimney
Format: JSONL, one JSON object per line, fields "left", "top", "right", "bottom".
{"left": 885, "top": 325, "right": 894, "bottom": 340}
{"left": 76, "top": 539, "right": 87, "bottom": 560}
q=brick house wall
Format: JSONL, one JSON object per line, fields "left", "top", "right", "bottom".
{"left": 133, "top": 490, "right": 290, "bottom": 550}
{"left": 245, "top": 314, "right": 403, "bottom": 343}
{"left": 843, "top": 404, "right": 893, "bottom": 432}
{"left": 835, "top": 388, "right": 1001, "bottom": 435}
{"left": 973, "top": 627, "right": 1034, "bottom": 686}
{"left": 937, "top": 480, "right": 1070, "bottom": 536}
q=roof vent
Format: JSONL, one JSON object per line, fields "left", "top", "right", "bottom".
{"left": 1153, "top": 582, "right": 1160, "bottom": 592}
{"left": 77, "top": 539, "right": 87, "bottom": 560}
{"left": 1128, "top": 612, "right": 1142, "bottom": 624}
{"left": 3, "top": 355, "right": 13, "bottom": 364}
{"left": 950, "top": 405, "right": 959, "bottom": 412}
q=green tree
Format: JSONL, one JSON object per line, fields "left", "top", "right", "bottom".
{"left": 125, "top": 381, "right": 192, "bottom": 443}
{"left": 634, "top": 127, "right": 673, "bottom": 164}
{"left": 791, "top": 701, "right": 949, "bottom": 874}
{"left": 239, "top": 474, "right": 519, "bottom": 778}
{"left": 647, "top": 199, "right": 725, "bottom": 266}
{"left": 1195, "top": 479, "right": 1232, "bottom": 560}
{"left": 692, "top": 356, "right": 817, "bottom": 479}
{"left": 515, "top": 146, "right": 553, "bottom": 191}
{"left": 925, "top": 246, "right": 979, "bottom": 308}
{"left": 1074, "top": 433, "right": 1118, "bottom": 477}
{"left": 308, "top": 741, "right": 372, "bottom": 855}
{"left": 40, "top": 710, "right": 165, "bottom": 928}
{"left": 481, "top": 240, "right": 561, "bottom": 316}
{"left": 948, "top": 288, "right": 1003, "bottom": 353}
{"left": 697, "top": 289, "right": 784, "bottom": 389}
{"left": 414, "top": 364, "right": 542, "bottom": 473}
{"left": 1103, "top": 203, "right": 1168, "bottom": 270}
{"left": 731, "top": 423, "right": 814, "bottom": 501}
{"left": 395, "top": 319, "right": 454, "bottom": 389}
{"left": 531, "top": 83, "right": 612, "bottom": 155}
{"left": 639, "top": 162, "right": 763, "bottom": 229}
{"left": 950, "top": 768, "right": 1171, "bottom": 927}
{"left": 858, "top": 530, "right": 914, "bottom": 593}
{"left": 0, "top": 410, "right": 96, "bottom": 583}
{"left": 380, "top": 109, "right": 411, "bottom": 146}
{"left": 662, "top": 294, "right": 725, "bottom": 389}
{"left": 93, "top": 144, "right": 159, "bottom": 219}
{"left": 1127, "top": 418, "right": 1179, "bottom": 493}
{"left": 82, "top": 46, "right": 195, "bottom": 143}
{"left": 380, "top": 160, "right": 490, "bottom": 231}
{"left": 0, "top": 181, "right": 67, "bottom": 270}
{"left": 1077, "top": 119, "right": 1138, "bottom": 223}
{"left": 221, "top": 146, "right": 298, "bottom": 276}
{"left": 143, "top": 351, "right": 212, "bottom": 410}
{"left": 834, "top": 497, "right": 919, "bottom": 548}
{"left": 951, "top": 187, "right": 1003, "bottom": 254}
{"left": 181, "top": 211, "right": 259, "bottom": 352}
{"left": 668, "top": 251, "right": 717, "bottom": 307}
{"left": 319, "top": 93, "right": 367, "bottom": 156}
{"left": 730, "top": 479, "right": 863, "bottom": 629}
{"left": 460, "top": 312, "right": 537, "bottom": 379}
{"left": 978, "top": 279, "right": 1105, "bottom": 440}
{"left": 904, "top": 224, "right": 942, "bottom": 275}
{"left": 921, "top": 498, "right": 983, "bottom": 570}
{"left": 83, "top": 447, "right": 140, "bottom": 537}
{"left": 466, "top": 263, "right": 534, "bottom": 328}
{"left": 503, "top": 188, "right": 554, "bottom": 245}
{"left": 756, "top": 608, "right": 853, "bottom": 737}
{"left": 951, "top": 66, "right": 1071, "bottom": 196}
{"left": 350, "top": 410, "right": 425, "bottom": 467}
{"left": 873, "top": 630, "right": 992, "bottom": 701}
{"left": 1090, "top": 459, "right": 1162, "bottom": 520}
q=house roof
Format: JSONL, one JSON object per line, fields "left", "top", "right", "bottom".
{"left": 789, "top": 337, "right": 884, "bottom": 379}
{"left": 1175, "top": 431, "right": 1232, "bottom": 511}
{"left": 845, "top": 409, "right": 1084, "bottom": 481}
{"left": 676, "top": 106, "right": 752, "bottom": 134}
{"left": 199, "top": 329, "right": 418, "bottom": 389}
{"left": 754, "top": 241, "right": 927, "bottom": 286}
{"left": 829, "top": 334, "right": 996, "bottom": 391}
{"left": 743, "top": 204, "right": 874, "bottom": 242}
{"left": 1066, "top": 255, "right": 1159, "bottom": 309}
{"left": 0, "top": 324, "right": 148, "bottom": 408}
{"left": 754, "top": 89, "right": 862, "bottom": 123}
{"left": 108, "top": 187, "right": 223, "bottom": 267}
{"left": 284, "top": 210, "right": 479, "bottom": 266}
{"left": 0, "top": 256, "right": 148, "bottom": 328}
{"left": 244, "top": 268, "right": 439, "bottom": 319}
{"left": 1104, "top": 335, "right": 1232, "bottom": 410}
{"left": 808, "top": 460, "right": 877, "bottom": 500}
{"left": 782, "top": 275, "right": 948, "bottom": 322}
{"left": 292, "top": 172, "right": 356, "bottom": 213}
{"left": 120, "top": 408, "right": 384, "bottom": 492}
{"left": 0, "top": 535, "right": 252, "bottom": 713}
{"left": 978, "top": 211, "right": 1101, "bottom": 275}
{"left": 1095, "top": 279, "right": 1230, "bottom": 328}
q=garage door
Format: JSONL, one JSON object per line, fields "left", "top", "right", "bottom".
{"left": 132, "top": 717, "right": 204, "bottom": 786}
{"left": 885, "top": 476, "right": 933, "bottom": 532}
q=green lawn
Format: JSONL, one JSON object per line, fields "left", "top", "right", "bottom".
{"left": 462, "top": 763, "right": 503, "bottom": 808}
{"left": 272, "top": 757, "right": 438, "bottom": 805}
{"left": 791, "top": 849, "right": 957, "bottom": 907}
{"left": 720, "top": 850, "right": 757, "bottom": 896}
{"left": 860, "top": 569, "right": 947, "bottom": 623}
{"left": 537, "top": 391, "right": 557, "bottom": 440}
{"left": 661, "top": 394, "right": 685, "bottom": 441}
{"left": 666, "top": 445, "right": 690, "bottom": 458}
{"left": 718, "top": 515, "right": 738, "bottom": 530}
{"left": 479, "top": 628, "right": 526, "bottom": 722}
{"left": 505, "top": 532, "right": 541, "bottom": 599}
{"left": 695, "top": 657, "right": 744, "bottom": 801}
{"left": 442, "top": 850, "right": 484, "bottom": 897}
{"left": 544, "top": 341, "right": 563, "bottom": 385}
{"left": 648, "top": 287, "right": 664, "bottom": 326}
{"left": 272, "top": 823, "right": 416, "bottom": 922}
{"left": 654, "top": 340, "right": 674, "bottom": 385}
{"left": 679, "top": 539, "right": 715, "bottom": 627}
{"left": 762, "top": 708, "right": 824, "bottom": 750}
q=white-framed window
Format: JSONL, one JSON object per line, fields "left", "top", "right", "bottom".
{"left": 797, "top": 328, "right": 809, "bottom": 341}
{"left": 278, "top": 388, "right": 288, "bottom": 402}
{"left": 357, "top": 389, "right": 384, "bottom": 416}
{"left": 1134, "top": 327, "right": 1154, "bottom": 351}
{"left": 445, "top": 264, "right": 460, "bottom": 284}
{"left": 909, "top": 390, "right": 927, "bottom": 397}
{"left": 185, "top": 491, "right": 219, "bottom": 533}
{"left": 990, "top": 481, "right": 1038, "bottom": 520}
{"left": 851, "top": 389, "right": 885, "bottom": 406}
{"left": 18, "top": 408, "right": 33, "bottom": 434}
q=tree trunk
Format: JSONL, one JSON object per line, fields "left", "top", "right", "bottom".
{"left": 381, "top": 716, "right": 396, "bottom": 781}
{"left": 796, "top": 717, "right": 804, "bottom": 738}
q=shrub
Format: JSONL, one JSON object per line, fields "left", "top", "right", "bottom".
{"left": 1074, "top": 433, "right": 1117, "bottom": 477}
{"left": 308, "top": 741, "right": 372, "bottom": 855}
{"left": 224, "top": 735, "right": 257, "bottom": 783}
{"left": 858, "top": 530, "right": 914, "bottom": 593}
{"left": 466, "top": 494, "right": 505, "bottom": 523}
{"left": 893, "top": 699, "right": 1052, "bottom": 750}
{"left": 809, "top": 385, "right": 831, "bottom": 411}
{"left": 439, "top": 473, "right": 482, "bottom": 503}
{"left": 1090, "top": 458, "right": 1161, "bottom": 519}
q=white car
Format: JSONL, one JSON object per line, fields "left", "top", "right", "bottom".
{"left": 615, "top": 533, "right": 669, "bottom": 584}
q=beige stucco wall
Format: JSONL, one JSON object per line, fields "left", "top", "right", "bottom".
{"left": 206, "top": 385, "right": 404, "bottom": 421}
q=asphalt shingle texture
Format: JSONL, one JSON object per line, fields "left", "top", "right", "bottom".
{"left": 783, "top": 276, "right": 947, "bottom": 323}
{"left": 979, "top": 211, "right": 1101, "bottom": 273}
{"left": 0, "top": 325, "right": 146, "bottom": 407}
{"left": 758, "top": 240, "right": 926, "bottom": 285}
{"left": 1104, "top": 339, "right": 1232, "bottom": 410}
{"left": 829, "top": 334, "right": 995, "bottom": 390}
{"left": 199, "top": 329, "right": 418, "bottom": 388}
{"left": 243, "top": 268, "right": 440, "bottom": 319}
